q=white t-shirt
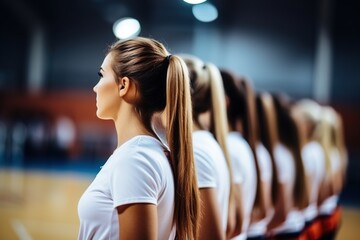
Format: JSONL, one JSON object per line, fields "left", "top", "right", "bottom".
{"left": 270, "top": 143, "right": 305, "bottom": 234}
{"left": 78, "top": 135, "right": 175, "bottom": 240}
{"left": 256, "top": 143, "right": 273, "bottom": 182}
{"left": 270, "top": 210, "right": 305, "bottom": 234}
{"left": 301, "top": 141, "right": 326, "bottom": 221}
{"left": 193, "top": 130, "right": 230, "bottom": 231}
{"left": 273, "top": 143, "right": 295, "bottom": 184}
{"left": 227, "top": 132, "right": 257, "bottom": 240}
{"left": 247, "top": 143, "right": 273, "bottom": 236}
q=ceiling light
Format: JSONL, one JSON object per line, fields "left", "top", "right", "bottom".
{"left": 192, "top": 3, "right": 218, "bottom": 22}
{"left": 183, "top": 0, "right": 207, "bottom": 4}
{"left": 112, "top": 17, "right": 141, "bottom": 39}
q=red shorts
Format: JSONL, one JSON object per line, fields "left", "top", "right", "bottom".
{"left": 319, "top": 206, "right": 342, "bottom": 235}
{"left": 305, "top": 218, "right": 323, "bottom": 240}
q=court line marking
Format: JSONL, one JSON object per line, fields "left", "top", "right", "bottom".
{"left": 11, "top": 219, "right": 32, "bottom": 240}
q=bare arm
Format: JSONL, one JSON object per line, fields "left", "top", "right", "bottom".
{"left": 251, "top": 180, "right": 270, "bottom": 223}
{"left": 199, "top": 188, "right": 226, "bottom": 240}
{"left": 267, "top": 183, "right": 290, "bottom": 231}
{"left": 226, "top": 183, "right": 244, "bottom": 239}
{"left": 117, "top": 203, "right": 157, "bottom": 240}
{"left": 317, "top": 174, "right": 334, "bottom": 206}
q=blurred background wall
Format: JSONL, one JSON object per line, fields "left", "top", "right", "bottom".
{"left": 0, "top": 0, "right": 359, "bottom": 203}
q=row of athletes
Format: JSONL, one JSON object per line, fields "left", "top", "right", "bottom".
{"left": 77, "top": 37, "right": 346, "bottom": 240}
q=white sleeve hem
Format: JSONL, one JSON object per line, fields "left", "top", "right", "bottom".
{"left": 114, "top": 198, "right": 158, "bottom": 209}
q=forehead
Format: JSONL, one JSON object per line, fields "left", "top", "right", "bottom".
{"left": 101, "top": 53, "right": 114, "bottom": 70}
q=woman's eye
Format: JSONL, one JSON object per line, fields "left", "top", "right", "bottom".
{"left": 98, "top": 71, "right": 103, "bottom": 78}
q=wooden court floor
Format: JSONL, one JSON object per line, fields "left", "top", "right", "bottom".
{"left": 0, "top": 168, "right": 359, "bottom": 240}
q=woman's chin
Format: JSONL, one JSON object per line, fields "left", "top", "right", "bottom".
{"left": 96, "top": 111, "right": 111, "bottom": 120}
{"left": 96, "top": 110, "right": 104, "bottom": 119}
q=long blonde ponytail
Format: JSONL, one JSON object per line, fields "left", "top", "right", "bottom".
{"left": 166, "top": 55, "right": 200, "bottom": 240}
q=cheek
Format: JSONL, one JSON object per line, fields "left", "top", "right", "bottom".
{"left": 96, "top": 79, "right": 120, "bottom": 118}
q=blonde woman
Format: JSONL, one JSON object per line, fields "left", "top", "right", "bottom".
{"left": 78, "top": 37, "right": 200, "bottom": 240}
{"left": 294, "top": 99, "right": 326, "bottom": 240}
{"left": 181, "top": 55, "right": 239, "bottom": 240}
{"left": 317, "top": 107, "right": 346, "bottom": 240}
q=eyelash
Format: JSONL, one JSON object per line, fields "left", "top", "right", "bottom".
{"left": 98, "top": 71, "right": 103, "bottom": 78}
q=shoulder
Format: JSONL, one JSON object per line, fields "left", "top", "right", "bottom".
{"left": 228, "top": 133, "right": 254, "bottom": 160}
{"left": 111, "top": 136, "right": 168, "bottom": 178}
{"left": 114, "top": 136, "right": 165, "bottom": 160}
{"left": 275, "top": 144, "right": 293, "bottom": 160}
{"left": 193, "top": 131, "right": 223, "bottom": 170}
{"left": 193, "top": 131, "right": 221, "bottom": 155}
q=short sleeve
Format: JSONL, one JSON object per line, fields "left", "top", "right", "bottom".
{"left": 194, "top": 148, "right": 217, "bottom": 188}
{"left": 227, "top": 135, "right": 246, "bottom": 184}
{"left": 110, "top": 152, "right": 161, "bottom": 208}
{"left": 274, "top": 145, "right": 294, "bottom": 183}
{"left": 230, "top": 150, "right": 243, "bottom": 184}
{"left": 256, "top": 144, "right": 272, "bottom": 181}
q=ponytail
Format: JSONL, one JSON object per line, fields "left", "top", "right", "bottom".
{"left": 204, "top": 63, "right": 234, "bottom": 211}
{"left": 272, "top": 93, "right": 309, "bottom": 209}
{"left": 166, "top": 55, "right": 200, "bottom": 240}
{"left": 256, "top": 93, "right": 279, "bottom": 205}
{"left": 239, "top": 78, "right": 266, "bottom": 214}
{"left": 317, "top": 108, "right": 333, "bottom": 183}
{"left": 290, "top": 114, "right": 310, "bottom": 209}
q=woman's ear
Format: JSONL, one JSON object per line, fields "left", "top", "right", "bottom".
{"left": 118, "top": 77, "right": 130, "bottom": 97}
{"left": 118, "top": 76, "right": 139, "bottom": 104}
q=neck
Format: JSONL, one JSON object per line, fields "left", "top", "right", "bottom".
{"left": 113, "top": 105, "right": 153, "bottom": 147}
{"left": 234, "top": 118, "right": 244, "bottom": 133}
{"left": 193, "top": 123, "right": 200, "bottom": 131}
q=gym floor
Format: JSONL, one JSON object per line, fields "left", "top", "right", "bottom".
{"left": 0, "top": 167, "right": 359, "bottom": 240}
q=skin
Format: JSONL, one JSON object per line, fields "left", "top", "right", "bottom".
{"left": 250, "top": 179, "right": 271, "bottom": 223}
{"left": 94, "top": 53, "right": 157, "bottom": 239}
{"left": 267, "top": 183, "right": 291, "bottom": 231}
{"left": 199, "top": 188, "right": 226, "bottom": 240}
{"left": 227, "top": 184, "right": 244, "bottom": 238}
{"left": 118, "top": 204, "right": 157, "bottom": 240}
{"left": 194, "top": 113, "right": 226, "bottom": 240}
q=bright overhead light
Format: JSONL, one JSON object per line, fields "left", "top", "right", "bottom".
{"left": 113, "top": 17, "right": 141, "bottom": 39}
{"left": 192, "top": 3, "right": 218, "bottom": 22}
{"left": 183, "top": 0, "right": 207, "bottom": 4}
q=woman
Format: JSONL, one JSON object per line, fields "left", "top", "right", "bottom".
{"left": 264, "top": 93, "right": 310, "bottom": 240}
{"left": 78, "top": 37, "right": 200, "bottom": 240}
{"left": 220, "top": 69, "right": 259, "bottom": 240}
{"left": 181, "top": 55, "right": 237, "bottom": 240}
{"left": 317, "top": 107, "right": 346, "bottom": 240}
{"left": 294, "top": 99, "right": 326, "bottom": 240}
{"left": 235, "top": 78, "right": 273, "bottom": 240}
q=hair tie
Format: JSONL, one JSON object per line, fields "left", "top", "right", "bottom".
{"left": 164, "top": 55, "right": 172, "bottom": 68}
{"left": 166, "top": 54, "right": 172, "bottom": 62}
{"left": 162, "top": 55, "right": 172, "bottom": 73}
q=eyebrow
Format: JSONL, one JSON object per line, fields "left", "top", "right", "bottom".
{"left": 99, "top": 67, "right": 104, "bottom": 72}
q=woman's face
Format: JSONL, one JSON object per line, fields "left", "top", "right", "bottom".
{"left": 93, "top": 53, "right": 121, "bottom": 120}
